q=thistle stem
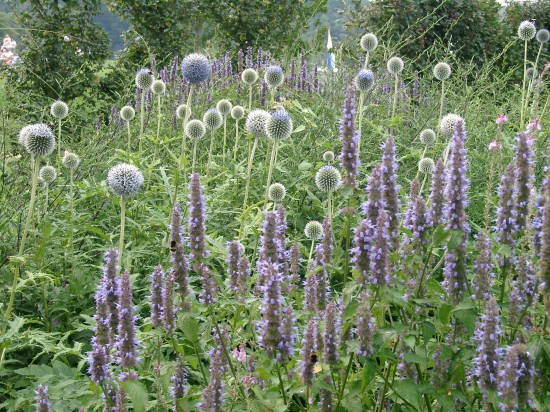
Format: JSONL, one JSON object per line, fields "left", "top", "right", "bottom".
{"left": 175, "top": 86, "right": 193, "bottom": 200}
{"left": 151, "top": 94, "right": 162, "bottom": 166}
{"left": 138, "top": 91, "right": 145, "bottom": 157}
{"left": 57, "top": 118, "right": 62, "bottom": 159}
{"left": 126, "top": 121, "right": 131, "bottom": 161}
{"left": 264, "top": 140, "right": 278, "bottom": 207}
{"left": 248, "top": 86, "right": 253, "bottom": 112}
{"left": 363, "top": 51, "right": 370, "bottom": 69}
{"left": 206, "top": 129, "right": 215, "bottom": 182}
{"left": 192, "top": 139, "right": 198, "bottom": 171}
{"left": 242, "top": 136, "right": 258, "bottom": 211}
{"left": 520, "top": 40, "right": 528, "bottom": 129}
{"left": 233, "top": 120, "right": 240, "bottom": 161}
{"left": 357, "top": 91, "right": 364, "bottom": 154}
{"left": 391, "top": 74, "right": 399, "bottom": 122}
{"left": 118, "top": 196, "right": 127, "bottom": 266}
{"left": 223, "top": 117, "right": 227, "bottom": 159}
{"left": 69, "top": 169, "right": 75, "bottom": 292}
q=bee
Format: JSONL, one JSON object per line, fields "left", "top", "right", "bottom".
{"left": 270, "top": 103, "right": 285, "bottom": 113}
{"left": 169, "top": 240, "right": 178, "bottom": 252}
{"left": 309, "top": 352, "right": 318, "bottom": 364}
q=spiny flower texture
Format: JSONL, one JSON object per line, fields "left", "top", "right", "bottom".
{"left": 428, "top": 159, "right": 446, "bottom": 227}
{"left": 339, "top": 85, "right": 360, "bottom": 186}
{"left": 245, "top": 109, "right": 270, "bottom": 138}
{"left": 258, "top": 263, "right": 283, "bottom": 359}
{"left": 181, "top": 53, "right": 211, "bottom": 85}
{"left": 227, "top": 240, "right": 243, "bottom": 292}
{"left": 116, "top": 270, "right": 139, "bottom": 370}
{"left": 362, "top": 163, "right": 385, "bottom": 225}
{"left": 35, "top": 385, "right": 51, "bottom": 412}
{"left": 88, "top": 280, "right": 112, "bottom": 385}
{"left": 199, "top": 329, "right": 227, "bottom": 412}
{"left": 498, "top": 344, "right": 534, "bottom": 412}
{"left": 356, "top": 291, "right": 375, "bottom": 357}
{"left": 496, "top": 162, "right": 518, "bottom": 253}
{"left": 163, "top": 270, "right": 175, "bottom": 333}
{"left": 24, "top": 123, "right": 56, "bottom": 157}
{"left": 170, "top": 202, "right": 190, "bottom": 309}
{"left": 381, "top": 136, "right": 400, "bottom": 248}
{"left": 473, "top": 295, "right": 501, "bottom": 393}
{"left": 323, "top": 301, "right": 342, "bottom": 365}
{"left": 444, "top": 120, "right": 470, "bottom": 303}
{"left": 352, "top": 219, "right": 374, "bottom": 286}
{"left": 149, "top": 266, "right": 164, "bottom": 328}
{"left": 171, "top": 358, "right": 186, "bottom": 407}
{"left": 62, "top": 151, "right": 80, "bottom": 169}
{"left": 188, "top": 173, "right": 209, "bottom": 272}
{"left": 203, "top": 108, "right": 223, "bottom": 130}
{"left": 513, "top": 132, "right": 534, "bottom": 233}
{"left": 471, "top": 235, "right": 493, "bottom": 301}
{"left": 107, "top": 163, "right": 144, "bottom": 198}
{"left": 301, "top": 317, "right": 318, "bottom": 387}
{"left": 50, "top": 100, "right": 68, "bottom": 119}
{"left": 102, "top": 249, "right": 120, "bottom": 347}
{"left": 267, "top": 109, "right": 293, "bottom": 140}
{"left": 370, "top": 209, "right": 392, "bottom": 286}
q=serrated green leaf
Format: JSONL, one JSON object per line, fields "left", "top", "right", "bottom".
{"left": 122, "top": 380, "right": 148, "bottom": 412}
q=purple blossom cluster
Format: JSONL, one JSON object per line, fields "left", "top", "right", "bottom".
{"left": 116, "top": 270, "right": 139, "bottom": 370}
{"left": 498, "top": 344, "right": 534, "bottom": 412}
{"left": 323, "top": 301, "right": 342, "bottom": 365}
{"left": 171, "top": 358, "right": 186, "bottom": 408}
{"left": 257, "top": 263, "right": 284, "bottom": 359}
{"left": 300, "top": 318, "right": 318, "bottom": 387}
{"left": 496, "top": 163, "right": 518, "bottom": 253}
{"left": 150, "top": 266, "right": 163, "bottom": 328}
{"left": 473, "top": 296, "right": 501, "bottom": 392}
{"left": 513, "top": 132, "right": 534, "bottom": 233}
{"left": 352, "top": 219, "right": 374, "bottom": 286}
{"left": 227, "top": 240, "right": 243, "bottom": 292}
{"left": 362, "top": 163, "right": 385, "bottom": 223}
{"left": 188, "top": 173, "right": 209, "bottom": 272}
{"left": 35, "top": 385, "right": 51, "bottom": 412}
{"left": 198, "top": 329, "right": 228, "bottom": 412}
{"left": 356, "top": 291, "right": 375, "bottom": 357}
{"left": 170, "top": 202, "right": 190, "bottom": 309}
{"left": 370, "top": 209, "right": 392, "bottom": 286}
{"left": 471, "top": 235, "right": 494, "bottom": 301}
{"left": 162, "top": 270, "right": 175, "bottom": 333}
{"left": 381, "top": 137, "right": 400, "bottom": 248}
{"left": 339, "top": 85, "right": 360, "bottom": 186}
{"left": 428, "top": 159, "right": 446, "bottom": 227}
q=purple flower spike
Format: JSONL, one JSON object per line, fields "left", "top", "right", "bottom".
{"left": 539, "top": 166, "right": 550, "bottom": 300}
{"left": 116, "top": 271, "right": 139, "bottom": 370}
{"left": 352, "top": 219, "right": 374, "bottom": 286}
{"left": 35, "top": 385, "right": 51, "bottom": 412}
{"left": 150, "top": 266, "right": 164, "bottom": 328}
{"left": 321, "top": 215, "right": 333, "bottom": 267}
{"left": 170, "top": 202, "right": 190, "bottom": 309}
{"left": 188, "top": 173, "right": 209, "bottom": 272}
{"left": 428, "top": 159, "right": 446, "bottom": 227}
{"left": 102, "top": 249, "right": 120, "bottom": 347}
{"left": 496, "top": 162, "right": 518, "bottom": 255}
{"left": 257, "top": 263, "right": 283, "bottom": 359}
{"left": 323, "top": 301, "right": 342, "bottom": 365}
{"left": 498, "top": 344, "right": 534, "bottom": 412}
{"left": 288, "top": 242, "right": 301, "bottom": 292}
{"left": 513, "top": 132, "right": 534, "bottom": 233}
{"left": 227, "top": 240, "right": 243, "bottom": 292}
{"left": 381, "top": 136, "right": 400, "bottom": 248}
{"left": 88, "top": 280, "right": 112, "bottom": 385}
{"left": 279, "top": 306, "right": 296, "bottom": 363}
{"left": 314, "top": 244, "right": 330, "bottom": 311}
{"left": 471, "top": 235, "right": 493, "bottom": 301}
{"left": 370, "top": 209, "right": 392, "bottom": 286}
{"left": 199, "top": 329, "right": 228, "bottom": 412}
{"left": 163, "top": 270, "right": 175, "bottom": 334}
{"left": 356, "top": 291, "right": 375, "bottom": 357}
{"left": 339, "top": 85, "right": 360, "bottom": 186}
{"left": 236, "top": 255, "right": 250, "bottom": 303}
{"left": 473, "top": 295, "right": 501, "bottom": 393}
{"left": 362, "top": 163, "right": 385, "bottom": 225}
{"left": 257, "top": 211, "right": 282, "bottom": 291}
{"left": 198, "top": 264, "right": 218, "bottom": 305}
{"left": 171, "top": 357, "right": 187, "bottom": 406}
{"left": 300, "top": 318, "right": 317, "bottom": 387}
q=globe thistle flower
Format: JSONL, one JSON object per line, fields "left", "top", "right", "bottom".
{"left": 268, "top": 183, "right": 286, "bottom": 203}
{"left": 471, "top": 235, "right": 493, "bottom": 301}
{"left": 360, "top": 33, "right": 378, "bottom": 52}
{"left": 203, "top": 108, "right": 223, "bottom": 130}
{"left": 258, "top": 263, "right": 283, "bottom": 359}
{"left": 513, "top": 132, "right": 534, "bottom": 233}
{"left": 18, "top": 125, "right": 33, "bottom": 147}
{"left": 24, "top": 123, "right": 56, "bottom": 157}
{"left": 370, "top": 209, "right": 392, "bottom": 286}
{"left": 323, "top": 301, "right": 342, "bottom": 365}
{"left": 443, "top": 120, "right": 470, "bottom": 304}
{"left": 433, "top": 62, "right": 451, "bottom": 81}
{"left": 231, "top": 105, "right": 245, "bottom": 120}
{"left": 227, "top": 240, "right": 243, "bottom": 293}
{"left": 518, "top": 20, "right": 536, "bottom": 40}
{"left": 315, "top": 165, "right": 342, "bottom": 193}
{"left": 352, "top": 219, "right": 373, "bottom": 286}
{"left": 266, "top": 109, "right": 293, "bottom": 140}
{"left": 175, "top": 104, "right": 187, "bottom": 119}
{"left": 181, "top": 53, "right": 211, "bottom": 84}
{"left": 362, "top": 163, "right": 385, "bottom": 225}
{"left": 387, "top": 56, "right": 404, "bottom": 75}
{"left": 39, "top": 165, "right": 56, "bottom": 185}
{"left": 149, "top": 266, "right": 163, "bottom": 328}
{"left": 185, "top": 119, "right": 206, "bottom": 141}
{"left": 62, "top": 151, "right": 80, "bottom": 169}
{"left": 420, "top": 129, "right": 436, "bottom": 145}
{"left": 428, "top": 159, "right": 446, "bottom": 227}
{"left": 245, "top": 109, "right": 270, "bottom": 138}
{"left": 151, "top": 79, "right": 166, "bottom": 95}
{"left": 169, "top": 202, "right": 190, "bottom": 309}
{"left": 216, "top": 99, "right": 232, "bottom": 116}
{"left": 439, "top": 113, "right": 463, "bottom": 137}
{"left": 120, "top": 105, "right": 135, "bottom": 122}
{"left": 473, "top": 295, "right": 501, "bottom": 393}
{"left": 526, "top": 67, "right": 537, "bottom": 79}
{"left": 50, "top": 100, "right": 68, "bottom": 119}
{"left": 339, "top": 85, "right": 360, "bottom": 186}
{"left": 300, "top": 318, "right": 318, "bottom": 387}
{"left": 241, "top": 68, "right": 259, "bottom": 85}
{"left": 116, "top": 270, "right": 139, "bottom": 369}
{"left": 323, "top": 151, "right": 334, "bottom": 162}
{"left": 135, "top": 68, "right": 154, "bottom": 91}
{"left": 381, "top": 136, "right": 400, "bottom": 248}
{"left": 35, "top": 385, "right": 51, "bottom": 412}
{"left": 354, "top": 69, "right": 374, "bottom": 92}
{"left": 106, "top": 163, "right": 144, "bottom": 198}
{"left": 264, "top": 65, "right": 284, "bottom": 88}
{"left": 356, "top": 291, "right": 375, "bottom": 357}
{"left": 536, "top": 28, "right": 550, "bottom": 43}
{"left": 498, "top": 344, "right": 534, "bottom": 412}
{"left": 305, "top": 221, "right": 323, "bottom": 240}
{"left": 188, "top": 172, "right": 209, "bottom": 271}
{"left": 162, "top": 270, "right": 175, "bottom": 333}
{"left": 418, "top": 157, "right": 435, "bottom": 175}
{"left": 171, "top": 358, "right": 187, "bottom": 404}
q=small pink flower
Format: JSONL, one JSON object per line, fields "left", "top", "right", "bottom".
{"left": 63, "top": 35, "right": 71, "bottom": 42}
{"left": 232, "top": 345, "right": 247, "bottom": 362}
{"left": 495, "top": 114, "right": 509, "bottom": 125}
{"left": 488, "top": 140, "right": 502, "bottom": 153}
{"left": 242, "top": 376, "right": 255, "bottom": 386}
{"left": 527, "top": 119, "right": 541, "bottom": 132}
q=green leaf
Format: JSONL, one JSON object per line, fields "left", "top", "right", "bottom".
{"left": 292, "top": 124, "right": 306, "bottom": 134}
{"left": 438, "top": 304, "right": 453, "bottom": 325}
{"left": 122, "top": 380, "right": 149, "bottom": 412}
{"left": 177, "top": 314, "right": 199, "bottom": 343}
{"left": 392, "top": 379, "right": 422, "bottom": 410}
{"left": 447, "top": 229, "right": 464, "bottom": 250}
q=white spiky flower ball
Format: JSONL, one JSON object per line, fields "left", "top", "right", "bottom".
{"left": 518, "top": 21, "right": 536, "bottom": 41}
{"left": 245, "top": 109, "right": 270, "bottom": 138}
{"left": 264, "top": 65, "right": 284, "bottom": 89}
{"left": 536, "top": 28, "right": 549, "bottom": 43}
{"left": 120, "top": 106, "right": 135, "bottom": 122}
{"left": 268, "top": 183, "right": 286, "bottom": 203}
{"left": 216, "top": 99, "right": 232, "bottom": 116}
{"left": 418, "top": 158, "right": 435, "bottom": 175}
{"left": 439, "top": 113, "right": 464, "bottom": 137}
{"left": 185, "top": 119, "right": 206, "bottom": 140}
{"left": 526, "top": 67, "right": 537, "bottom": 79}
{"left": 420, "top": 129, "right": 436, "bottom": 145}
{"left": 304, "top": 221, "right": 323, "bottom": 240}
{"left": 135, "top": 69, "right": 154, "bottom": 91}
{"left": 387, "top": 57, "right": 404, "bottom": 75}
{"left": 18, "top": 125, "right": 33, "bottom": 146}
{"left": 242, "top": 68, "right": 259, "bottom": 86}
{"left": 152, "top": 79, "right": 166, "bottom": 95}
{"left": 62, "top": 151, "right": 80, "bottom": 170}
{"left": 360, "top": 33, "right": 378, "bottom": 52}
{"left": 176, "top": 104, "right": 187, "bottom": 119}
{"left": 50, "top": 101, "right": 68, "bottom": 119}
{"left": 39, "top": 165, "right": 57, "bottom": 184}
{"left": 231, "top": 106, "right": 245, "bottom": 121}
{"left": 323, "top": 151, "right": 335, "bottom": 162}
{"left": 106, "top": 163, "right": 144, "bottom": 197}
{"left": 203, "top": 108, "right": 223, "bottom": 130}
{"left": 266, "top": 109, "right": 293, "bottom": 140}
{"left": 24, "top": 123, "right": 56, "bottom": 157}
{"left": 433, "top": 62, "right": 451, "bottom": 81}
{"left": 355, "top": 69, "right": 375, "bottom": 92}
{"left": 181, "top": 53, "right": 211, "bottom": 84}
{"left": 315, "top": 165, "right": 342, "bottom": 193}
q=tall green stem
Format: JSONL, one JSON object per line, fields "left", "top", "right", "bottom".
{"left": 335, "top": 353, "right": 354, "bottom": 411}
{"left": 175, "top": 87, "right": 193, "bottom": 201}
{"left": 357, "top": 92, "right": 365, "bottom": 154}
{"left": 151, "top": 94, "right": 162, "bottom": 166}
{"left": 233, "top": 120, "right": 240, "bottom": 161}
{"left": 192, "top": 139, "right": 198, "bottom": 171}
{"left": 276, "top": 363, "right": 288, "bottom": 405}
{"left": 118, "top": 196, "right": 127, "bottom": 266}
{"left": 248, "top": 86, "right": 253, "bottom": 112}
{"left": 223, "top": 118, "right": 227, "bottom": 159}
{"left": 126, "top": 121, "right": 131, "bottom": 161}
{"left": 437, "top": 80, "right": 445, "bottom": 141}
{"left": 520, "top": 40, "right": 528, "bottom": 129}
{"left": 363, "top": 51, "right": 370, "bottom": 69}
{"left": 138, "top": 92, "right": 145, "bottom": 157}
{"left": 69, "top": 169, "right": 75, "bottom": 291}
{"left": 264, "top": 140, "right": 278, "bottom": 206}
{"left": 391, "top": 74, "right": 399, "bottom": 122}
{"left": 206, "top": 130, "right": 215, "bottom": 182}
{"left": 242, "top": 136, "right": 258, "bottom": 210}
{"left": 57, "top": 119, "right": 62, "bottom": 159}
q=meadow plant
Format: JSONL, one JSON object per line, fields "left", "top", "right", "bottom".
{"left": 216, "top": 99, "right": 232, "bottom": 157}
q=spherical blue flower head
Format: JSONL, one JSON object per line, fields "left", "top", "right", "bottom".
{"left": 264, "top": 65, "right": 284, "bottom": 88}
{"left": 135, "top": 68, "right": 154, "bottom": 90}
{"left": 181, "top": 53, "right": 211, "bottom": 84}
{"left": 267, "top": 109, "right": 293, "bottom": 140}
{"left": 315, "top": 165, "right": 342, "bottom": 193}
{"left": 355, "top": 69, "right": 374, "bottom": 91}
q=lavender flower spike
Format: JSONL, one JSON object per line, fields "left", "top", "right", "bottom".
{"left": 188, "top": 173, "right": 209, "bottom": 272}
{"left": 471, "top": 235, "right": 493, "bottom": 301}
{"left": 428, "top": 159, "right": 446, "bottom": 227}
{"left": 198, "top": 264, "right": 218, "bottom": 305}
{"left": 370, "top": 209, "right": 392, "bottom": 286}
{"left": 116, "top": 270, "right": 139, "bottom": 370}
{"left": 381, "top": 136, "right": 400, "bottom": 248}
{"left": 356, "top": 291, "right": 375, "bottom": 357}
{"left": 300, "top": 318, "right": 318, "bottom": 387}
{"left": 102, "top": 248, "right": 120, "bottom": 347}
{"left": 35, "top": 385, "right": 51, "bottom": 412}
{"left": 279, "top": 305, "right": 296, "bottom": 363}
{"left": 199, "top": 329, "right": 228, "bottom": 412}
{"left": 88, "top": 279, "right": 112, "bottom": 385}
{"left": 496, "top": 163, "right": 518, "bottom": 254}
{"left": 227, "top": 240, "right": 243, "bottom": 292}
{"left": 361, "top": 163, "right": 385, "bottom": 225}
{"left": 150, "top": 266, "right": 164, "bottom": 328}
{"left": 170, "top": 202, "right": 190, "bottom": 309}
{"left": 163, "top": 270, "right": 175, "bottom": 333}
{"left": 257, "top": 263, "right": 283, "bottom": 359}
{"left": 513, "top": 132, "right": 534, "bottom": 233}
{"left": 539, "top": 165, "right": 550, "bottom": 303}
{"left": 171, "top": 357, "right": 186, "bottom": 409}
{"left": 352, "top": 219, "right": 374, "bottom": 286}
{"left": 473, "top": 295, "right": 501, "bottom": 393}
{"left": 323, "top": 301, "right": 342, "bottom": 365}
{"left": 339, "top": 85, "right": 360, "bottom": 186}
{"left": 498, "top": 344, "right": 534, "bottom": 412}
